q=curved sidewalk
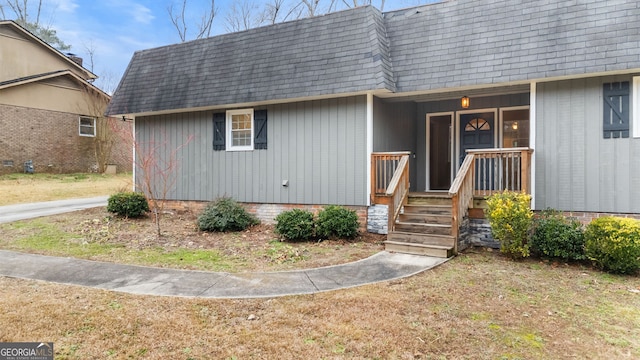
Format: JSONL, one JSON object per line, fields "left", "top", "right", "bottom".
{"left": 0, "top": 250, "right": 447, "bottom": 298}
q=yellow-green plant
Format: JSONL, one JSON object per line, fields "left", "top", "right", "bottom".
{"left": 584, "top": 216, "right": 640, "bottom": 274}
{"left": 485, "top": 191, "right": 533, "bottom": 259}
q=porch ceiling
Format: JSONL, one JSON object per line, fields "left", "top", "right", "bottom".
{"left": 376, "top": 84, "right": 531, "bottom": 103}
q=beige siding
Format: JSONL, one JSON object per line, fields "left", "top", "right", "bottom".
{"left": 135, "top": 96, "right": 369, "bottom": 206}
{"left": 535, "top": 76, "right": 640, "bottom": 213}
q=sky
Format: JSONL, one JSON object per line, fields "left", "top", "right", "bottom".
{"left": 4, "top": 0, "right": 435, "bottom": 93}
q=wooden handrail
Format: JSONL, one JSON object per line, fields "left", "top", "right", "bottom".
{"left": 449, "top": 153, "right": 476, "bottom": 254}
{"left": 466, "top": 148, "right": 533, "bottom": 196}
{"left": 371, "top": 152, "right": 410, "bottom": 233}
{"left": 449, "top": 148, "right": 533, "bottom": 254}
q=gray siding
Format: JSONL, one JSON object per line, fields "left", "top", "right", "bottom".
{"left": 536, "top": 76, "right": 640, "bottom": 213}
{"left": 135, "top": 96, "right": 368, "bottom": 206}
{"left": 373, "top": 98, "right": 418, "bottom": 189}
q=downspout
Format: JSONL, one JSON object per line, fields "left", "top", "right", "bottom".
{"left": 529, "top": 82, "right": 536, "bottom": 210}
{"left": 367, "top": 93, "right": 374, "bottom": 206}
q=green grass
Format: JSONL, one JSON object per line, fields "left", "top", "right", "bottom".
{"left": 1, "top": 220, "right": 239, "bottom": 272}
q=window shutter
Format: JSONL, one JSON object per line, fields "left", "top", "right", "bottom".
{"left": 254, "top": 110, "right": 268, "bottom": 149}
{"left": 213, "top": 113, "right": 226, "bottom": 150}
{"left": 603, "top": 82, "right": 630, "bottom": 138}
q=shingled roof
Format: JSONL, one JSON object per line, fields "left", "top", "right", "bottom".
{"left": 107, "top": 6, "right": 394, "bottom": 115}
{"left": 107, "top": 0, "right": 640, "bottom": 116}
{"left": 384, "top": 0, "right": 640, "bottom": 93}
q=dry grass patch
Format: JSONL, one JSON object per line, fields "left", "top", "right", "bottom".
{"left": 0, "top": 173, "right": 132, "bottom": 205}
{"left": 1, "top": 251, "right": 638, "bottom": 359}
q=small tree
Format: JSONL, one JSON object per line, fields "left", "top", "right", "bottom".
{"left": 113, "top": 120, "right": 194, "bottom": 237}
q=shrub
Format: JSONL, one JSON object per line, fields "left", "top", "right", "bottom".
{"left": 485, "top": 191, "right": 533, "bottom": 259}
{"left": 316, "top": 205, "right": 359, "bottom": 239}
{"left": 531, "top": 209, "right": 586, "bottom": 261}
{"left": 275, "top": 208, "right": 315, "bottom": 241}
{"left": 197, "top": 197, "right": 259, "bottom": 232}
{"left": 584, "top": 217, "right": 640, "bottom": 274}
{"left": 107, "top": 192, "right": 149, "bottom": 218}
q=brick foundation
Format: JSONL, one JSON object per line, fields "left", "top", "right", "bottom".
{"left": 561, "top": 211, "right": 640, "bottom": 225}
{"left": 162, "top": 200, "right": 369, "bottom": 230}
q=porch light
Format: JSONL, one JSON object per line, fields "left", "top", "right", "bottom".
{"left": 461, "top": 96, "right": 470, "bottom": 109}
{"left": 512, "top": 121, "right": 518, "bottom": 130}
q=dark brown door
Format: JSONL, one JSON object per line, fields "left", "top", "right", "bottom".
{"left": 429, "top": 115, "right": 451, "bottom": 190}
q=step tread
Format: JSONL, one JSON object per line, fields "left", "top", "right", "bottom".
{"left": 384, "top": 240, "right": 453, "bottom": 250}
{"left": 396, "top": 221, "right": 451, "bottom": 228}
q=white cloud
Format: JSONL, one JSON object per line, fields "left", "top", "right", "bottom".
{"left": 54, "top": 0, "right": 79, "bottom": 13}
{"left": 127, "top": 3, "right": 155, "bottom": 25}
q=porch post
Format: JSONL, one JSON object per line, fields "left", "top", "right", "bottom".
{"left": 366, "top": 93, "right": 374, "bottom": 206}
{"left": 529, "top": 82, "right": 537, "bottom": 209}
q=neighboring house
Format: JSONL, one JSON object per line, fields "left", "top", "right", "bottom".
{"left": 0, "top": 20, "right": 131, "bottom": 175}
{"left": 107, "top": 0, "right": 640, "bottom": 256}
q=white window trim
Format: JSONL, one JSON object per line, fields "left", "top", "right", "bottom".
{"left": 633, "top": 76, "right": 640, "bottom": 138}
{"left": 78, "top": 116, "right": 96, "bottom": 137}
{"left": 226, "top": 108, "right": 254, "bottom": 151}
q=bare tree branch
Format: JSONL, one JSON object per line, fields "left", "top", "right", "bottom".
{"left": 168, "top": 0, "right": 216, "bottom": 42}
{"left": 167, "top": 0, "right": 188, "bottom": 42}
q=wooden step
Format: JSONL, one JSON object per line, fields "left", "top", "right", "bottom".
{"left": 398, "top": 213, "right": 451, "bottom": 225}
{"left": 407, "top": 195, "right": 452, "bottom": 206}
{"left": 403, "top": 204, "right": 451, "bottom": 216}
{"left": 394, "top": 222, "right": 451, "bottom": 235}
{"left": 387, "top": 232, "right": 455, "bottom": 247}
{"left": 384, "top": 241, "right": 453, "bottom": 258}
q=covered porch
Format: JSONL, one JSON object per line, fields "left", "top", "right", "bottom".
{"left": 369, "top": 88, "right": 535, "bottom": 257}
{"left": 370, "top": 148, "right": 533, "bottom": 257}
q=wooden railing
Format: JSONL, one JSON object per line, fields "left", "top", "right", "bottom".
{"left": 371, "top": 152, "right": 410, "bottom": 233}
{"left": 466, "top": 148, "right": 533, "bottom": 197}
{"left": 449, "top": 148, "right": 533, "bottom": 254}
{"left": 448, "top": 153, "right": 476, "bottom": 254}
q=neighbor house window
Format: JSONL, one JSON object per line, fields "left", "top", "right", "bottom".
{"left": 603, "top": 82, "right": 629, "bottom": 138}
{"left": 79, "top": 116, "right": 96, "bottom": 137}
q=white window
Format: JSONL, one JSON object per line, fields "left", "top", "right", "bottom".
{"left": 79, "top": 116, "right": 96, "bottom": 137}
{"left": 226, "top": 109, "right": 254, "bottom": 151}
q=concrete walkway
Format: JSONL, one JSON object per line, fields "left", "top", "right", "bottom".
{"left": 0, "top": 196, "right": 108, "bottom": 224}
{"left": 0, "top": 250, "right": 447, "bottom": 298}
{"left": 0, "top": 197, "right": 448, "bottom": 298}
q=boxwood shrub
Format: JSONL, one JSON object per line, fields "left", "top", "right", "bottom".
{"left": 316, "top": 205, "right": 359, "bottom": 239}
{"left": 275, "top": 208, "right": 315, "bottom": 241}
{"left": 531, "top": 209, "right": 586, "bottom": 261}
{"left": 584, "top": 216, "right": 640, "bottom": 274}
{"left": 107, "top": 192, "right": 149, "bottom": 218}
{"left": 197, "top": 197, "right": 259, "bottom": 232}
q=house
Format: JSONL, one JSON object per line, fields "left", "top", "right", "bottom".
{"left": 106, "top": 0, "right": 640, "bottom": 257}
{"left": 0, "top": 20, "right": 131, "bottom": 174}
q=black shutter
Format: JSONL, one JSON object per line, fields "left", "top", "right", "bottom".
{"left": 213, "top": 112, "right": 225, "bottom": 150}
{"left": 254, "top": 110, "right": 268, "bottom": 149}
{"left": 603, "top": 82, "right": 630, "bottom": 139}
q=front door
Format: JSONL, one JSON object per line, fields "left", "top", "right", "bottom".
{"left": 459, "top": 112, "right": 495, "bottom": 166}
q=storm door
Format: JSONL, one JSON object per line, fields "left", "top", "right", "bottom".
{"left": 427, "top": 114, "right": 452, "bottom": 190}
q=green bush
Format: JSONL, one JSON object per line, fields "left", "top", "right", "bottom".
{"left": 197, "top": 197, "right": 259, "bottom": 232}
{"left": 107, "top": 192, "right": 149, "bottom": 218}
{"left": 584, "top": 216, "right": 640, "bottom": 274}
{"left": 316, "top": 205, "right": 359, "bottom": 239}
{"left": 531, "top": 209, "right": 586, "bottom": 261}
{"left": 485, "top": 191, "right": 533, "bottom": 259}
{"left": 275, "top": 208, "right": 315, "bottom": 241}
